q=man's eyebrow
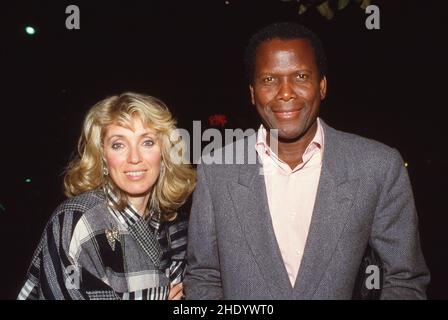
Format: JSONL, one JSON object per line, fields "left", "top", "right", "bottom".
{"left": 257, "top": 68, "right": 314, "bottom": 75}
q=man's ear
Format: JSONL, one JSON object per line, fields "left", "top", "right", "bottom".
{"left": 319, "top": 76, "right": 327, "bottom": 100}
{"left": 249, "top": 85, "right": 255, "bottom": 105}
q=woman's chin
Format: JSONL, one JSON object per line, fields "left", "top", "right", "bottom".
{"left": 122, "top": 188, "right": 152, "bottom": 199}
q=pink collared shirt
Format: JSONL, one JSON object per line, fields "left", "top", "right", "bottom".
{"left": 255, "top": 118, "right": 325, "bottom": 287}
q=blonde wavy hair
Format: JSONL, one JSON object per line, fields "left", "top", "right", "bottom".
{"left": 64, "top": 92, "right": 196, "bottom": 219}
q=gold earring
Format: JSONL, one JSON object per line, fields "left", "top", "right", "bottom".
{"left": 103, "top": 163, "right": 109, "bottom": 176}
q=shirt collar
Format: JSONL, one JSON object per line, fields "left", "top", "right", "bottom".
{"left": 103, "top": 185, "right": 160, "bottom": 231}
{"left": 256, "top": 118, "right": 324, "bottom": 153}
{"left": 255, "top": 117, "right": 325, "bottom": 170}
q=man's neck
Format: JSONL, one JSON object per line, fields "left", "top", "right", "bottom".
{"left": 268, "top": 121, "right": 318, "bottom": 170}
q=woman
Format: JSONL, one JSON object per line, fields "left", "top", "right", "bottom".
{"left": 18, "top": 92, "right": 196, "bottom": 300}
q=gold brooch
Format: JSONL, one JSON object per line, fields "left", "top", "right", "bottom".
{"left": 105, "top": 226, "right": 120, "bottom": 251}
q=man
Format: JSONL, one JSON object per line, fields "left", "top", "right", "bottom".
{"left": 184, "top": 22, "right": 429, "bottom": 299}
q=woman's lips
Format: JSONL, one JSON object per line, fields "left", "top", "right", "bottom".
{"left": 124, "top": 170, "right": 147, "bottom": 181}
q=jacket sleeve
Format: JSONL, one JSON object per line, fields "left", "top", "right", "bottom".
{"left": 17, "top": 211, "right": 119, "bottom": 300}
{"left": 370, "top": 149, "right": 430, "bottom": 299}
{"left": 164, "top": 216, "right": 188, "bottom": 285}
{"left": 184, "top": 164, "right": 224, "bottom": 299}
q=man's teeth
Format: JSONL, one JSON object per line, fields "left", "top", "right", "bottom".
{"left": 125, "top": 171, "right": 145, "bottom": 177}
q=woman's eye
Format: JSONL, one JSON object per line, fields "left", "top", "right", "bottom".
{"left": 143, "top": 139, "right": 154, "bottom": 147}
{"left": 111, "top": 142, "right": 123, "bottom": 150}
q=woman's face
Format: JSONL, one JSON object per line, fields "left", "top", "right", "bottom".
{"left": 103, "top": 117, "right": 162, "bottom": 200}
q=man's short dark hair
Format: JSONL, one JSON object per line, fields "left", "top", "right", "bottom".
{"left": 244, "top": 22, "right": 327, "bottom": 84}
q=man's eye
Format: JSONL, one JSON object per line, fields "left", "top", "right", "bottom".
{"left": 263, "top": 76, "right": 274, "bottom": 83}
{"left": 297, "top": 74, "right": 309, "bottom": 80}
{"left": 143, "top": 139, "right": 154, "bottom": 147}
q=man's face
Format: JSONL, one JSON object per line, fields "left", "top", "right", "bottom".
{"left": 250, "top": 38, "right": 327, "bottom": 142}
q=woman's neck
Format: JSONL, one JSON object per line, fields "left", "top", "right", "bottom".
{"left": 127, "top": 193, "right": 150, "bottom": 216}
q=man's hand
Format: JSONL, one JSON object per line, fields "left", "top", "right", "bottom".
{"left": 168, "top": 282, "right": 184, "bottom": 300}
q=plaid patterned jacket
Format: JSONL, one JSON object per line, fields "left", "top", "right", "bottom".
{"left": 18, "top": 189, "right": 187, "bottom": 300}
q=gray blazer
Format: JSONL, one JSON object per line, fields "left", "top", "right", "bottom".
{"left": 184, "top": 121, "right": 430, "bottom": 299}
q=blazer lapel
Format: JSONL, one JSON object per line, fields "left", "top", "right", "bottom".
{"left": 293, "top": 122, "right": 359, "bottom": 299}
{"left": 228, "top": 161, "right": 293, "bottom": 299}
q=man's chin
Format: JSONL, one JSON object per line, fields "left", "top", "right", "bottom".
{"left": 275, "top": 126, "right": 306, "bottom": 142}
{"left": 273, "top": 119, "right": 317, "bottom": 143}
{"left": 277, "top": 133, "right": 305, "bottom": 143}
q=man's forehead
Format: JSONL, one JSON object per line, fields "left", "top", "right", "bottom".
{"left": 256, "top": 38, "right": 313, "bottom": 56}
{"left": 254, "top": 38, "right": 317, "bottom": 69}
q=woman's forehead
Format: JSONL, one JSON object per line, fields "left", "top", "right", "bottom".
{"left": 104, "top": 118, "right": 157, "bottom": 137}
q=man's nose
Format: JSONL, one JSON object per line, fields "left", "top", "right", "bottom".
{"left": 276, "top": 80, "right": 296, "bottom": 102}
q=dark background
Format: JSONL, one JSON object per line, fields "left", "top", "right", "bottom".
{"left": 1, "top": 0, "right": 447, "bottom": 299}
